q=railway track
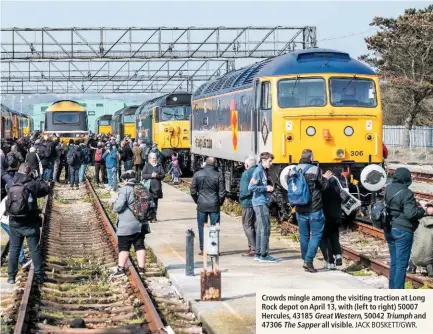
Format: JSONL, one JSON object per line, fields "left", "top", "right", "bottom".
{"left": 388, "top": 168, "right": 433, "bottom": 184}
{"left": 178, "top": 177, "right": 433, "bottom": 289}
{"left": 12, "top": 181, "right": 166, "bottom": 334}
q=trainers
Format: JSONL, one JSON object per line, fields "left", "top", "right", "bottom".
{"left": 327, "top": 263, "right": 336, "bottom": 270}
{"left": 7, "top": 278, "right": 15, "bottom": 284}
{"left": 254, "top": 255, "right": 261, "bottom": 261}
{"left": 259, "top": 256, "right": 280, "bottom": 263}
{"left": 21, "top": 259, "right": 32, "bottom": 269}
{"left": 110, "top": 266, "right": 126, "bottom": 278}
{"left": 35, "top": 276, "right": 45, "bottom": 285}
{"left": 335, "top": 254, "right": 343, "bottom": 266}
{"left": 138, "top": 267, "right": 145, "bottom": 276}
{"left": 198, "top": 250, "right": 203, "bottom": 256}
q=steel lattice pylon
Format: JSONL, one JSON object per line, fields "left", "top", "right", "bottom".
{"left": 1, "top": 26, "right": 317, "bottom": 94}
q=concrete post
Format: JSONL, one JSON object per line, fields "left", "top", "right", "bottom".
{"left": 186, "top": 227, "right": 195, "bottom": 276}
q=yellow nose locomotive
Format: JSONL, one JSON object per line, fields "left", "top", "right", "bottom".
{"left": 191, "top": 49, "right": 385, "bottom": 220}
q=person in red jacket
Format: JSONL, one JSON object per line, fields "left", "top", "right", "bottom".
{"left": 383, "top": 143, "right": 389, "bottom": 160}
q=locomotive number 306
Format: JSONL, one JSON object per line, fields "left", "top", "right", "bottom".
{"left": 350, "top": 151, "right": 364, "bottom": 156}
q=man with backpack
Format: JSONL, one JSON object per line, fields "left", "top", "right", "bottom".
{"left": 248, "top": 152, "right": 279, "bottom": 263}
{"left": 34, "top": 139, "right": 49, "bottom": 180}
{"left": 288, "top": 149, "right": 333, "bottom": 273}
{"left": 94, "top": 142, "right": 106, "bottom": 185}
{"left": 5, "top": 163, "right": 50, "bottom": 285}
{"left": 111, "top": 170, "right": 151, "bottom": 278}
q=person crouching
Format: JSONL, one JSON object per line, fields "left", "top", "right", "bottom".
{"left": 111, "top": 170, "right": 146, "bottom": 277}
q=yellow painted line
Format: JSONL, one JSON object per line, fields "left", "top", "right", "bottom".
{"left": 223, "top": 301, "right": 244, "bottom": 321}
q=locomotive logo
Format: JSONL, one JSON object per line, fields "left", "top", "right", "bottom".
{"left": 230, "top": 99, "right": 238, "bottom": 152}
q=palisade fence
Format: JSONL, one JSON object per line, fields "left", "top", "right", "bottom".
{"left": 383, "top": 125, "right": 433, "bottom": 162}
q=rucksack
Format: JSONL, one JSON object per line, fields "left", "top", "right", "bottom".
{"left": 5, "top": 182, "right": 34, "bottom": 217}
{"left": 6, "top": 152, "right": 19, "bottom": 169}
{"left": 95, "top": 148, "right": 103, "bottom": 162}
{"left": 370, "top": 189, "right": 405, "bottom": 229}
{"left": 287, "top": 165, "right": 313, "bottom": 206}
{"left": 66, "top": 148, "right": 77, "bottom": 165}
{"left": 128, "top": 183, "right": 153, "bottom": 222}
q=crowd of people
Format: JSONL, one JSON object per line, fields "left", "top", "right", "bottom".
{"left": 1, "top": 133, "right": 432, "bottom": 289}
{"left": 192, "top": 149, "right": 433, "bottom": 290}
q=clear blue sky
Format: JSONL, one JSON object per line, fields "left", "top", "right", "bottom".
{"left": 1, "top": 0, "right": 429, "bottom": 57}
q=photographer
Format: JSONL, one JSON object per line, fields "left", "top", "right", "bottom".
{"left": 5, "top": 163, "right": 50, "bottom": 285}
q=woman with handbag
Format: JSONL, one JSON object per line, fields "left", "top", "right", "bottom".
{"left": 141, "top": 152, "right": 165, "bottom": 222}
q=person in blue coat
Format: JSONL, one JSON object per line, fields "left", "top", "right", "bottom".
{"left": 102, "top": 142, "right": 118, "bottom": 191}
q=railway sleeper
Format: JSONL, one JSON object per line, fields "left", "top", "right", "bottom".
{"left": 40, "top": 294, "right": 128, "bottom": 305}
{"left": 40, "top": 286, "right": 124, "bottom": 297}
{"left": 40, "top": 299, "right": 133, "bottom": 310}
{"left": 39, "top": 305, "right": 136, "bottom": 316}
{"left": 34, "top": 323, "right": 143, "bottom": 333}
{"left": 38, "top": 312, "right": 140, "bottom": 325}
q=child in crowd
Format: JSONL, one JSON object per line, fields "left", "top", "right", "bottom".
{"left": 169, "top": 159, "right": 182, "bottom": 185}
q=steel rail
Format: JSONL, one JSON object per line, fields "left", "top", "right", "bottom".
{"left": 14, "top": 182, "right": 53, "bottom": 334}
{"left": 85, "top": 179, "right": 166, "bottom": 334}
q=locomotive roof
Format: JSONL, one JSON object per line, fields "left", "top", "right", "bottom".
{"left": 193, "top": 48, "right": 376, "bottom": 99}
{"left": 97, "top": 114, "right": 113, "bottom": 120}
{"left": 46, "top": 100, "right": 86, "bottom": 112}
{"left": 136, "top": 92, "right": 191, "bottom": 115}
{"left": 114, "top": 105, "right": 139, "bottom": 116}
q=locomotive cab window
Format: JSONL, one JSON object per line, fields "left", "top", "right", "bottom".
{"left": 160, "top": 106, "right": 189, "bottom": 121}
{"left": 329, "top": 77, "right": 377, "bottom": 107}
{"left": 123, "top": 115, "right": 136, "bottom": 123}
{"left": 278, "top": 77, "right": 326, "bottom": 108}
{"left": 261, "top": 81, "right": 271, "bottom": 109}
{"left": 22, "top": 119, "right": 28, "bottom": 127}
{"left": 53, "top": 112, "right": 80, "bottom": 124}
{"left": 99, "top": 119, "right": 111, "bottom": 126}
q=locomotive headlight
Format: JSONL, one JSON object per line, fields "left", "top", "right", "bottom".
{"left": 336, "top": 149, "right": 345, "bottom": 158}
{"left": 306, "top": 126, "right": 316, "bottom": 136}
{"left": 366, "top": 133, "right": 373, "bottom": 141}
{"left": 344, "top": 126, "right": 354, "bottom": 136}
{"left": 183, "top": 129, "right": 188, "bottom": 133}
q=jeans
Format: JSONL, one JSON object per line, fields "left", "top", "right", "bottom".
{"left": 242, "top": 207, "right": 256, "bottom": 251}
{"left": 319, "top": 220, "right": 342, "bottom": 264}
{"left": 69, "top": 166, "right": 79, "bottom": 186}
{"left": 95, "top": 163, "right": 106, "bottom": 183}
{"left": 79, "top": 164, "right": 88, "bottom": 183}
{"left": 197, "top": 211, "right": 220, "bottom": 250}
{"left": 1, "top": 223, "right": 25, "bottom": 263}
{"left": 8, "top": 223, "right": 44, "bottom": 280}
{"left": 124, "top": 160, "right": 133, "bottom": 171}
{"left": 384, "top": 227, "right": 413, "bottom": 289}
{"left": 107, "top": 166, "right": 118, "bottom": 190}
{"left": 52, "top": 160, "right": 61, "bottom": 181}
{"left": 42, "top": 166, "right": 52, "bottom": 181}
{"left": 296, "top": 209, "right": 325, "bottom": 263}
{"left": 253, "top": 205, "right": 271, "bottom": 257}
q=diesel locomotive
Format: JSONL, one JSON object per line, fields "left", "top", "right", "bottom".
{"left": 43, "top": 100, "right": 89, "bottom": 144}
{"left": 135, "top": 92, "right": 192, "bottom": 170}
{"left": 190, "top": 48, "right": 386, "bottom": 220}
{"left": 112, "top": 105, "right": 138, "bottom": 140}
{"left": 1, "top": 104, "right": 33, "bottom": 140}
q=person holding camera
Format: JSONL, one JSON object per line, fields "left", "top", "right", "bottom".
{"left": 5, "top": 163, "right": 50, "bottom": 285}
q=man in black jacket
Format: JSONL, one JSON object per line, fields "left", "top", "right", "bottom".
{"left": 384, "top": 167, "right": 426, "bottom": 289}
{"left": 6, "top": 163, "right": 50, "bottom": 284}
{"left": 290, "top": 149, "right": 333, "bottom": 273}
{"left": 190, "top": 157, "right": 226, "bottom": 255}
